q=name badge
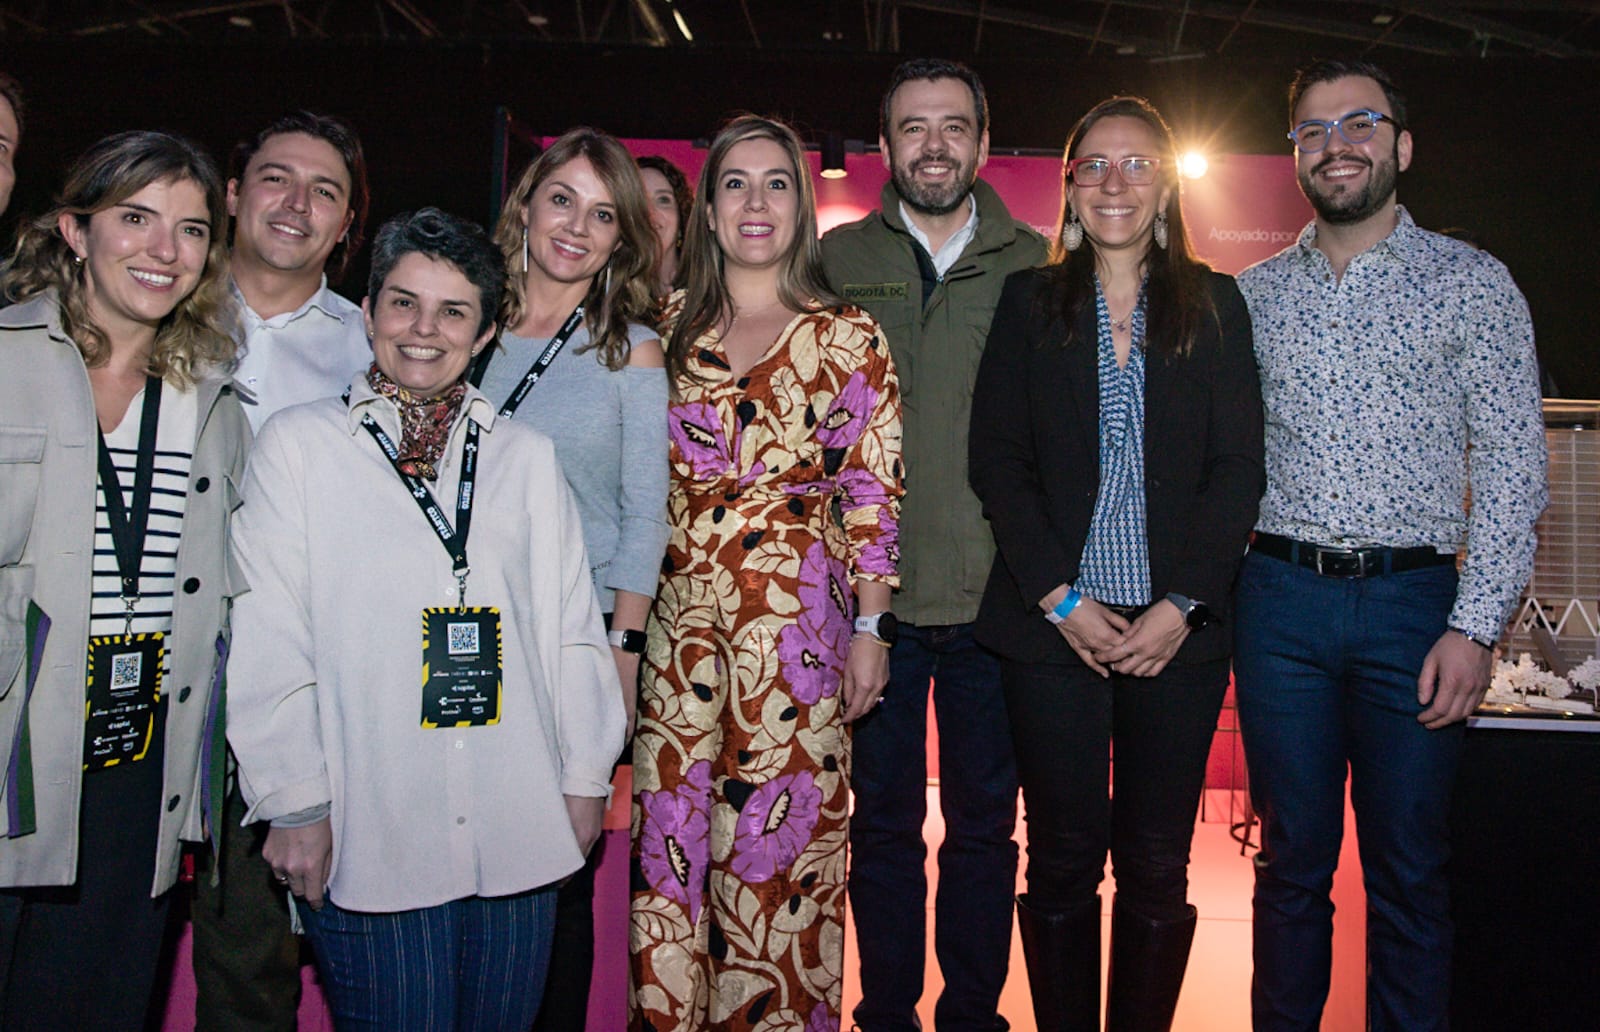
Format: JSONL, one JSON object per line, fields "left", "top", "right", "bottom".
{"left": 421, "top": 608, "right": 503, "bottom": 728}
{"left": 842, "top": 282, "right": 909, "bottom": 303}
{"left": 84, "top": 633, "right": 164, "bottom": 771}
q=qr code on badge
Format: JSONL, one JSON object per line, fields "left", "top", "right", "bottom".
{"left": 447, "top": 621, "right": 480, "bottom": 657}
{"left": 111, "top": 651, "right": 143, "bottom": 691}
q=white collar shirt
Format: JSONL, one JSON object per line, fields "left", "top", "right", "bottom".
{"left": 230, "top": 277, "right": 372, "bottom": 431}
{"left": 900, "top": 193, "right": 979, "bottom": 278}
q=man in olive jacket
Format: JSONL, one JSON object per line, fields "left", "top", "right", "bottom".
{"left": 820, "top": 57, "right": 1045, "bottom": 1032}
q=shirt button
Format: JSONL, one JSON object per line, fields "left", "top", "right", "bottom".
{"left": 178, "top": 686, "right": 192, "bottom": 703}
{"left": 195, "top": 477, "right": 211, "bottom": 493}
{"left": 167, "top": 795, "right": 181, "bottom": 812}
{"left": 456, "top": 816, "right": 467, "bottom": 825}
{"left": 455, "top": 740, "right": 465, "bottom": 750}
{"left": 183, "top": 577, "right": 201, "bottom": 594}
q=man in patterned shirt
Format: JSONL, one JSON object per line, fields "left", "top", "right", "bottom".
{"left": 1234, "top": 59, "right": 1547, "bottom": 1032}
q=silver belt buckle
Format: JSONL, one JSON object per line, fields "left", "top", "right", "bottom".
{"left": 1314, "top": 547, "right": 1367, "bottom": 577}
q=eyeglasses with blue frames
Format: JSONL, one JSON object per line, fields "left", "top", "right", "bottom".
{"left": 1066, "top": 156, "right": 1162, "bottom": 187}
{"left": 1288, "top": 110, "right": 1403, "bottom": 153}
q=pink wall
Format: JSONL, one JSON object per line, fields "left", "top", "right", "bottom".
{"left": 600, "top": 138, "right": 1311, "bottom": 276}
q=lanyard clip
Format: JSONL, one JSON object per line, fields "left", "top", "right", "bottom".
{"left": 456, "top": 569, "right": 470, "bottom": 611}
{"left": 122, "top": 596, "right": 137, "bottom": 638}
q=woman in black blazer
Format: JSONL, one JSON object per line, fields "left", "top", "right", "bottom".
{"left": 969, "top": 96, "right": 1264, "bottom": 1032}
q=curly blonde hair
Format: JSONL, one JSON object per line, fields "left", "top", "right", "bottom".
{"left": 2, "top": 130, "right": 235, "bottom": 387}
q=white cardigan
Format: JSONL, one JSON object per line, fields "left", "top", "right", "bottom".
{"left": 226, "top": 378, "right": 625, "bottom": 912}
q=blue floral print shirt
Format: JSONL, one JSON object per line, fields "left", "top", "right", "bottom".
{"left": 1236, "top": 206, "right": 1548, "bottom": 642}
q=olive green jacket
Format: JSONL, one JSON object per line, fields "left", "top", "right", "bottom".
{"left": 821, "top": 179, "right": 1046, "bottom": 625}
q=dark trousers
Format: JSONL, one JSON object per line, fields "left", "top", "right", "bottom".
{"left": 0, "top": 728, "right": 171, "bottom": 1032}
{"left": 1234, "top": 552, "right": 1463, "bottom": 1032}
{"left": 1002, "top": 655, "right": 1228, "bottom": 919}
{"left": 529, "top": 840, "right": 599, "bottom": 1032}
{"left": 848, "top": 622, "right": 1018, "bottom": 1032}
{"left": 189, "top": 783, "right": 302, "bottom": 1032}
{"left": 297, "top": 887, "right": 557, "bottom": 1031}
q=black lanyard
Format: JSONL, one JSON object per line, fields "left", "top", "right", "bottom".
{"left": 480, "top": 305, "right": 584, "bottom": 419}
{"left": 354, "top": 403, "right": 480, "bottom": 609}
{"left": 95, "top": 376, "right": 162, "bottom": 635}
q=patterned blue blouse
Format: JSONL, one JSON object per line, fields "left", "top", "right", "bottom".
{"left": 1236, "top": 206, "right": 1547, "bottom": 641}
{"left": 1076, "top": 280, "right": 1152, "bottom": 607}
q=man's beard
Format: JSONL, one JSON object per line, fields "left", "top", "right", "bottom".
{"left": 892, "top": 152, "right": 978, "bottom": 216}
{"left": 1299, "top": 146, "right": 1399, "bottom": 225}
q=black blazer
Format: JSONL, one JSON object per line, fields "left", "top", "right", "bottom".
{"left": 969, "top": 266, "right": 1265, "bottom": 666}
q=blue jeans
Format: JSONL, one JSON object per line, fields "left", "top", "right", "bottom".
{"left": 1234, "top": 551, "right": 1464, "bottom": 1032}
{"left": 297, "top": 887, "right": 557, "bottom": 1031}
{"left": 849, "top": 622, "right": 1018, "bottom": 1032}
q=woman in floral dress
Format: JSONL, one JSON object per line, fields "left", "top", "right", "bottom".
{"left": 630, "top": 115, "right": 903, "bottom": 1032}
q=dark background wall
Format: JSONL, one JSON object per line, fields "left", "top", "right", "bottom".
{"left": 4, "top": 41, "right": 1595, "bottom": 395}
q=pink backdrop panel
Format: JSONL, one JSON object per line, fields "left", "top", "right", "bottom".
{"left": 583, "top": 139, "right": 1310, "bottom": 276}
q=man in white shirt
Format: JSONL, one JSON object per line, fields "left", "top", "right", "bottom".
{"left": 225, "top": 111, "right": 372, "bottom": 432}
{"left": 191, "top": 111, "right": 370, "bottom": 1032}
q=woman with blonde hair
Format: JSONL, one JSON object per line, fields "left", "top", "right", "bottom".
{"left": 0, "top": 130, "right": 249, "bottom": 1030}
{"left": 631, "top": 115, "right": 903, "bottom": 1032}
{"left": 477, "top": 126, "right": 670, "bottom": 1031}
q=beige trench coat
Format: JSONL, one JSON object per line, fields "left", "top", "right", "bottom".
{"left": 0, "top": 293, "right": 250, "bottom": 896}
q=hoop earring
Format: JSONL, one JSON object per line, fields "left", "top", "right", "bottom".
{"left": 1062, "top": 211, "right": 1084, "bottom": 252}
{"left": 522, "top": 229, "right": 530, "bottom": 273}
{"left": 1153, "top": 211, "right": 1169, "bottom": 250}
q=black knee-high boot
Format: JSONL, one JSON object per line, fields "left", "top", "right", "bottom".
{"left": 1015, "top": 894, "right": 1102, "bottom": 1032}
{"left": 1104, "top": 895, "right": 1198, "bottom": 1032}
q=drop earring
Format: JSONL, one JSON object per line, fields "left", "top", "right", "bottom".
{"left": 1062, "top": 211, "right": 1084, "bottom": 251}
{"left": 1153, "top": 211, "right": 1169, "bottom": 250}
{"left": 522, "top": 228, "right": 530, "bottom": 273}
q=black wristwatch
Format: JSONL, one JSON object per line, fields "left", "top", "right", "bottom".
{"left": 1165, "top": 593, "right": 1212, "bottom": 631}
{"left": 608, "top": 628, "right": 647, "bottom": 654}
{"left": 853, "top": 611, "right": 900, "bottom": 647}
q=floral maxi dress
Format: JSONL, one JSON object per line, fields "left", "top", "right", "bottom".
{"left": 631, "top": 302, "right": 903, "bottom": 1032}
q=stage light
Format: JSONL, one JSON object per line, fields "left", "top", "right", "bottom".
{"left": 669, "top": 4, "right": 693, "bottom": 42}
{"left": 821, "top": 133, "right": 848, "bottom": 179}
{"left": 1180, "top": 152, "right": 1209, "bottom": 179}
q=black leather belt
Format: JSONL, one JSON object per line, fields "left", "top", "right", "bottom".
{"left": 1101, "top": 602, "right": 1150, "bottom": 620}
{"left": 1251, "top": 532, "right": 1456, "bottom": 578}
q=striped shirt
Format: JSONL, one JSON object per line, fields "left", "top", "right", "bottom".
{"left": 90, "top": 380, "right": 196, "bottom": 670}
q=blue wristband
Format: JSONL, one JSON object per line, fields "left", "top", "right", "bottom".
{"left": 1046, "top": 588, "right": 1082, "bottom": 625}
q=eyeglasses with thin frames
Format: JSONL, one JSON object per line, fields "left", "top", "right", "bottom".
{"left": 1066, "top": 156, "right": 1161, "bottom": 188}
{"left": 1288, "top": 109, "right": 1402, "bottom": 153}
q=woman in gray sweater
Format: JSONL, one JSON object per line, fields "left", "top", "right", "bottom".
{"left": 476, "top": 126, "right": 669, "bottom": 1032}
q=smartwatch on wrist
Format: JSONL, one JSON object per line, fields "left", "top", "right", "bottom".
{"left": 853, "top": 611, "right": 899, "bottom": 647}
{"left": 608, "top": 628, "right": 647, "bottom": 654}
{"left": 1165, "top": 593, "right": 1213, "bottom": 631}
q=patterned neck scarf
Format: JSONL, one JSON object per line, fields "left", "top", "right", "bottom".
{"left": 365, "top": 363, "right": 467, "bottom": 481}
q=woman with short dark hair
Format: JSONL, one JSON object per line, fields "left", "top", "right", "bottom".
{"left": 970, "top": 96, "right": 1264, "bottom": 1031}
{"left": 0, "top": 129, "right": 248, "bottom": 1029}
{"left": 226, "top": 207, "right": 625, "bottom": 1029}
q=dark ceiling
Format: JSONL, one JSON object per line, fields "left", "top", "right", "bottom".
{"left": 4, "top": 0, "right": 1596, "bottom": 59}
